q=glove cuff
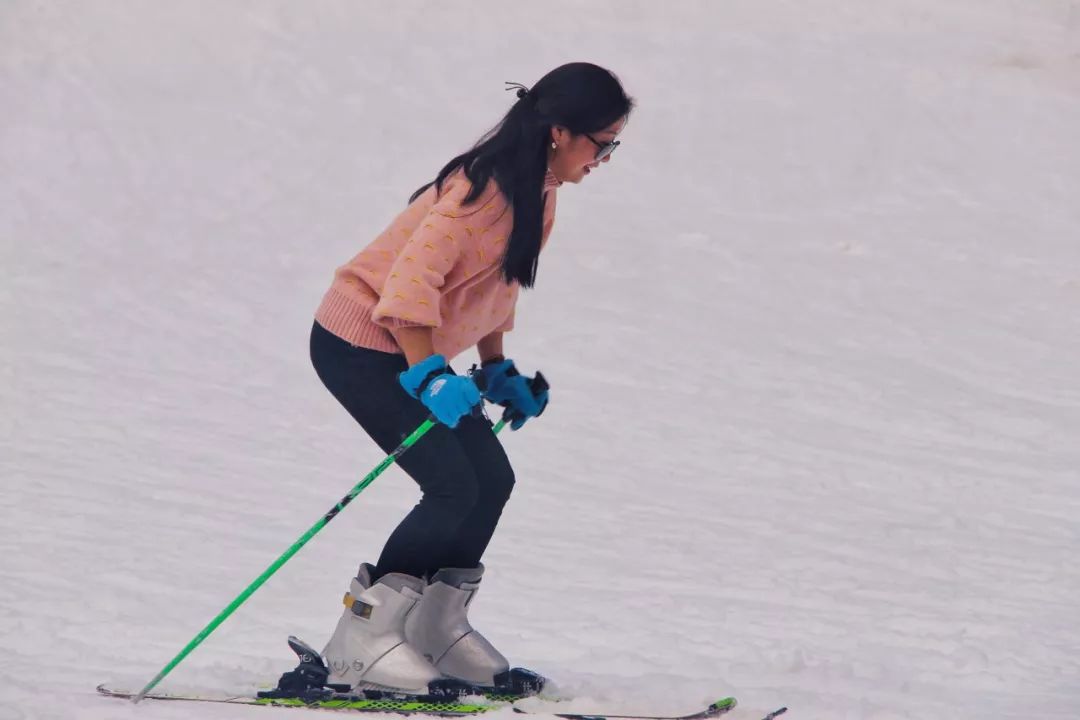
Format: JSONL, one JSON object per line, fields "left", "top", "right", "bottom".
{"left": 399, "top": 354, "right": 448, "bottom": 398}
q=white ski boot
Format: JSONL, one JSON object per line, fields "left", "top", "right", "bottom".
{"left": 322, "top": 563, "right": 442, "bottom": 694}
{"left": 404, "top": 564, "right": 510, "bottom": 688}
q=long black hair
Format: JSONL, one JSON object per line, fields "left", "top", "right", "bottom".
{"left": 408, "top": 62, "right": 635, "bottom": 288}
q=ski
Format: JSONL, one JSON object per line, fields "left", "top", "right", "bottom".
{"left": 96, "top": 684, "right": 740, "bottom": 719}
{"left": 98, "top": 684, "right": 500, "bottom": 715}
{"left": 519, "top": 697, "right": 741, "bottom": 720}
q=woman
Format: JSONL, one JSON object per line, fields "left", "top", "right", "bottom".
{"left": 309, "top": 62, "right": 634, "bottom": 696}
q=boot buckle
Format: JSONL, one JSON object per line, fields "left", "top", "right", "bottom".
{"left": 343, "top": 592, "right": 373, "bottom": 619}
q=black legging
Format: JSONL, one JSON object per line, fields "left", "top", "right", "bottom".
{"left": 309, "top": 320, "right": 515, "bottom": 581}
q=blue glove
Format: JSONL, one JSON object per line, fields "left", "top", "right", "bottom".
{"left": 477, "top": 358, "right": 548, "bottom": 430}
{"left": 398, "top": 354, "right": 481, "bottom": 429}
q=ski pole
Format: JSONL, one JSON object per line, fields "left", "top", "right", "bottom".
{"left": 135, "top": 412, "right": 500, "bottom": 702}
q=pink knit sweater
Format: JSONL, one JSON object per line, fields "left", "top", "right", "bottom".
{"left": 315, "top": 167, "right": 562, "bottom": 361}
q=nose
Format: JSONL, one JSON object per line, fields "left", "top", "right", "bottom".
{"left": 602, "top": 154, "right": 612, "bottom": 164}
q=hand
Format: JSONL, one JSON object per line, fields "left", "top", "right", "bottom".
{"left": 399, "top": 354, "right": 481, "bottom": 429}
{"left": 478, "top": 358, "right": 549, "bottom": 430}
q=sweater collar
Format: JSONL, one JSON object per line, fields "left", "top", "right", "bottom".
{"left": 544, "top": 168, "right": 563, "bottom": 192}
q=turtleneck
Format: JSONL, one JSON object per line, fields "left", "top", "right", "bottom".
{"left": 544, "top": 168, "right": 563, "bottom": 192}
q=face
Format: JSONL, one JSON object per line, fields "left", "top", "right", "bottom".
{"left": 548, "top": 115, "right": 627, "bottom": 185}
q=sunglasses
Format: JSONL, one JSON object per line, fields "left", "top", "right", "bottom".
{"left": 585, "top": 133, "right": 621, "bottom": 161}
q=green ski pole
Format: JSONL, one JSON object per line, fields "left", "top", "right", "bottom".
{"left": 134, "top": 413, "right": 480, "bottom": 702}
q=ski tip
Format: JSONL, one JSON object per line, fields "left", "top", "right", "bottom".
{"left": 96, "top": 685, "right": 135, "bottom": 700}
{"left": 704, "top": 699, "right": 738, "bottom": 716}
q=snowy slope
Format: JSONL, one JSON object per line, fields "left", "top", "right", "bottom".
{"left": 3, "top": 2, "right": 1080, "bottom": 720}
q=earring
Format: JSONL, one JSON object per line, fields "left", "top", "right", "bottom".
{"left": 551, "top": 142, "right": 557, "bottom": 149}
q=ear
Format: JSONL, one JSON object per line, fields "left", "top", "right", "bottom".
{"left": 550, "top": 125, "right": 570, "bottom": 146}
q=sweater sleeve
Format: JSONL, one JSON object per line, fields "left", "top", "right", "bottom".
{"left": 371, "top": 212, "right": 463, "bottom": 329}
{"left": 495, "top": 306, "right": 515, "bottom": 333}
{"left": 371, "top": 177, "right": 500, "bottom": 330}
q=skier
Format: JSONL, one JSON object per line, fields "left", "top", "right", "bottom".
{"left": 307, "top": 62, "right": 634, "bottom": 696}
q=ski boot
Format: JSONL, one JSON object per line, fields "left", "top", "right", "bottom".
{"left": 320, "top": 563, "right": 475, "bottom": 697}
{"left": 406, "top": 564, "right": 546, "bottom": 698}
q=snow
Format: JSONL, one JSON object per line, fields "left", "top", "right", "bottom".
{"left": 3, "top": 2, "right": 1080, "bottom": 719}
